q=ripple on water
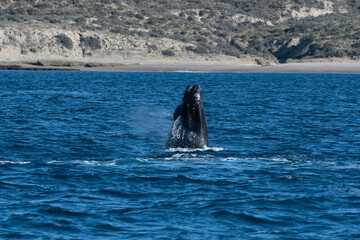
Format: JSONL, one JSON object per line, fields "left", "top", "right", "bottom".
{"left": 0, "top": 72, "right": 359, "bottom": 239}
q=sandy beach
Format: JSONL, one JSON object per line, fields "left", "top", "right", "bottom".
{"left": 80, "top": 61, "right": 360, "bottom": 73}
{"left": 1, "top": 60, "right": 360, "bottom": 73}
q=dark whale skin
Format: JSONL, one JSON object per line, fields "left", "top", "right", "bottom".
{"left": 166, "top": 85, "right": 210, "bottom": 149}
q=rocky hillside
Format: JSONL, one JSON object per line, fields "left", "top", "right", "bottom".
{"left": 0, "top": 0, "right": 359, "bottom": 64}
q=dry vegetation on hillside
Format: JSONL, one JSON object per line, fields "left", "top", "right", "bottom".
{"left": 0, "top": 0, "right": 359, "bottom": 63}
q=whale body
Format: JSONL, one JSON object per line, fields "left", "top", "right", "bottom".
{"left": 166, "top": 85, "right": 210, "bottom": 149}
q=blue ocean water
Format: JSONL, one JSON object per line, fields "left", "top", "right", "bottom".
{"left": 0, "top": 71, "right": 359, "bottom": 239}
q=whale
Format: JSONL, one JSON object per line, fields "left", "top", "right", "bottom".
{"left": 166, "top": 85, "right": 210, "bottom": 149}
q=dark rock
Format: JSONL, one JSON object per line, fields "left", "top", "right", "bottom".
{"left": 268, "top": 38, "right": 312, "bottom": 63}
{"left": 32, "top": 60, "right": 44, "bottom": 66}
{"left": 254, "top": 58, "right": 272, "bottom": 66}
{"left": 31, "top": 60, "right": 81, "bottom": 67}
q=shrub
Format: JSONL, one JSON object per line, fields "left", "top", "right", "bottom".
{"left": 193, "top": 45, "right": 209, "bottom": 54}
{"left": 148, "top": 44, "right": 158, "bottom": 51}
{"left": 352, "top": 43, "right": 360, "bottom": 48}
{"left": 45, "top": 16, "right": 61, "bottom": 24}
{"left": 110, "top": 27, "right": 130, "bottom": 35}
{"left": 195, "top": 36, "right": 208, "bottom": 43}
{"left": 161, "top": 49, "right": 175, "bottom": 56}
{"left": 187, "top": 16, "right": 195, "bottom": 21}
{"left": 16, "top": 8, "right": 26, "bottom": 14}
{"left": 75, "top": 16, "right": 87, "bottom": 25}
{"left": 7, "top": 15, "right": 21, "bottom": 22}
{"left": 149, "top": 29, "right": 165, "bottom": 38}
{"left": 35, "top": 3, "right": 50, "bottom": 10}
{"left": 27, "top": 7, "right": 40, "bottom": 15}
{"left": 146, "top": 18, "right": 157, "bottom": 25}
{"left": 80, "top": 36, "right": 101, "bottom": 49}
{"left": 55, "top": 34, "right": 74, "bottom": 49}
{"left": 199, "top": 10, "right": 206, "bottom": 16}
{"left": 185, "top": 46, "right": 195, "bottom": 51}
{"left": 223, "top": 48, "right": 241, "bottom": 58}
{"left": 135, "top": 14, "right": 144, "bottom": 20}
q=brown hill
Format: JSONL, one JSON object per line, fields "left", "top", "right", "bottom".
{"left": 0, "top": 0, "right": 359, "bottom": 65}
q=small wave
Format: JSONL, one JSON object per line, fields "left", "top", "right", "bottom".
{"left": 137, "top": 154, "right": 297, "bottom": 163}
{"left": 81, "top": 160, "right": 117, "bottom": 166}
{"left": 0, "top": 161, "right": 31, "bottom": 165}
{"left": 284, "top": 175, "right": 304, "bottom": 182}
{"left": 46, "top": 160, "right": 116, "bottom": 166}
{"left": 332, "top": 164, "right": 360, "bottom": 170}
{"left": 46, "top": 160, "right": 64, "bottom": 165}
{"left": 163, "top": 153, "right": 216, "bottom": 161}
{"left": 47, "top": 159, "right": 139, "bottom": 166}
{"left": 253, "top": 157, "right": 291, "bottom": 162}
{"left": 137, "top": 153, "right": 235, "bottom": 162}
{"left": 213, "top": 210, "right": 280, "bottom": 224}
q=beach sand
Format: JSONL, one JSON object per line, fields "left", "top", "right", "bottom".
{"left": 80, "top": 61, "right": 360, "bottom": 73}
{"left": 1, "top": 60, "right": 359, "bottom": 73}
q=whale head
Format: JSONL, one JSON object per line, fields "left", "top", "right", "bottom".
{"left": 167, "top": 85, "right": 209, "bottom": 149}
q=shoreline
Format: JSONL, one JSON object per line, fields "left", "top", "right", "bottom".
{"left": 1, "top": 60, "right": 360, "bottom": 73}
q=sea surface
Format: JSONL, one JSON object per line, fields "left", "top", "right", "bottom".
{"left": 0, "top": 71, "right": 359, "bottom": 239}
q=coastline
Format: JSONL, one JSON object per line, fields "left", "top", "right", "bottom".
{"left": 81, "top": 61, "right": 360, "bottom": 73}
{"left": 1, "top": 60, "right": 360, "bottom": 73}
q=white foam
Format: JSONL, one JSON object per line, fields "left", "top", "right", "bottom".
{"left": 257, "top": 157, "right": 291, "bottom": 162}
{"left": 0, "top": 161, "right": 31, "bottom": 165}
{"left": 82, "top": 160, "right": 117, "bottom": 166}
{"left": 222, "top": 157, "right": 243, "bottom": 161}
{"left": 207, "top": 156, "right": 291, "bottom": 162}
{"left": 47, "top": 160, "right": 117, "bottom": 166}
{"left": 47, "top": 160, "right": 61, "bottom": 164}
{"left": 165, "top": 146, "right": 224, "bottom": 152}
{"left": 285, "top": 175, "right": 303, "bottom": 181}
{"left": 46, "top": 160, "right": 70, "bottom": 165}
{"left": 137, "top": 152, "right": 233, "bottom": 162}
{"left": 163, "top": 153, "right": 218, "bottom": 161}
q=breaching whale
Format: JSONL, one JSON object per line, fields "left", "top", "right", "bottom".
{"left": 166, "top": 85, "right": 210, "bottom": 149}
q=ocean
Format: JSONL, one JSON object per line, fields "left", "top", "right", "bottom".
{"left": 0, "top": 71, "right": 359, "bottom": 239}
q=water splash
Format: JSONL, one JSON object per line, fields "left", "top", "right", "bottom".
{"left": 165, "top": 146, "right": 224, "bottom": 152}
